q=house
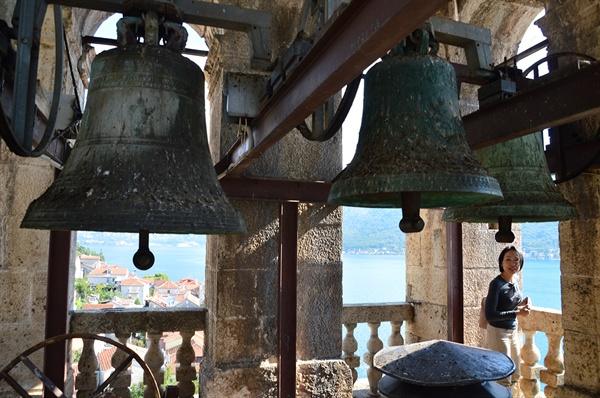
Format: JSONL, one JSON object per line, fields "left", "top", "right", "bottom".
{"left": 87, "top": 265, "right": 129, "bottom": 288}
{"left": 154, "top": 280, "right": 180, "bottom": 296}
{"left": 174, "top": 291, "right": 202, "bottom": 308}
{"left": 120, "top": 275, "right": 151, "bottom": 304}
{"left": 74, "top": 255, "right": 102, "bottom": 279}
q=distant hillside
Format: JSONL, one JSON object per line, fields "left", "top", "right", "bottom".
{"left": 77, "top": 210, "right": 559, "bottom": 259}
{"left": 342, "top": 207, "right": 405, "bottom": 254}
{"left": 521, "top": 221, "right": 560, "bottom": 260}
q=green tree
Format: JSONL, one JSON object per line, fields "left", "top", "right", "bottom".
{"left": 130, "top": 382, "right": 144, "bottom": 398}
{"left": 74, "top": 278, "right": 91, "bottom": 299}
{"left": 145, "top": 273, "right": 170, "bottom": 281}
{"left": 93, "top": 284, "right": 123, "bottom": 302}
{"left": 74, "top": 278, "right": 92, "bottom": 309}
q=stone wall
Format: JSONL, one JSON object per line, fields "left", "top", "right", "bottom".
{"left": 537, "top": 1, "right": 600, "bottom": 396}
{"left": 0, "top": 5, "right": 91, "bottom": 395}
{"left": 0, "top": 3, "right": 51, "bottom": 395}
{"left": 0, "top": 140, "right": 54, "bottom": 396}
{"left": 199, "top": 1, "right": 349, "bottom": 396}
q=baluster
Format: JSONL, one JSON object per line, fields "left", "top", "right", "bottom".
{"left": 540, "top": 333, "right": 565, "bottom": 398}
{"left": 75, "top": 338, "right": 99, "bottom": 398}
{"left": 519, "top": 329, "right": 543, "bottom": 398}
{"left": 144, "top": 332, "right": 165, "bottom": 398}
{"left": 111, "top": 332, "right": 132, "bottom": 398}
{"left": 342, "top": 322, "right": 360, "bottom": 384}
{"left": 388, "top": 321, "right": 404, "bottom": 347}
{"left": 364, "top": 322, "right": 383, "bottom": 397}
{"left": 176, "top": 330, "right": 197, "bottom": 398}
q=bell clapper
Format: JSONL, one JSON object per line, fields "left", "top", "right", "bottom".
{"left": 133, "top": 229, "right": 155, "bottom": 270}
{"left": 495, "top": 216, "right": 515, "bottom": 243}
{"left": 399, "top": 192, "right": 425, "bottom": 233}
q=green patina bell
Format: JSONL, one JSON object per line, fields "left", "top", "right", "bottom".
{"left": 22, "top": 43, "right": 245, "bottom": 235}
{"left": 442, "top": 132, "right": 577, "bottom": 242}
{"left": 21, "top": 18, "right": 246, "bottom": 240}
{"left": 329, "top": 47, "right": 503, "bottom": 233}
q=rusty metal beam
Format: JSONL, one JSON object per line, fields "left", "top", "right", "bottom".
{"left": 446, "top": 222, "right": 464, "bottom": 344}
{"left": 463, "top": 62, "right": 600, "bottom": 150}
{"left": 44, "top": 229, "right": 73, "bottom": 395}
{"left": 221, "top": 0, "right": 448, "bottom": 176}
{"left": 278, "top": 202, "right": 298, "bottom": 398}
{"left": 220, "top": 177, "right": 331, "bottom": 203}
{"left": 47, "top": 0, "right": 271, "bottom": 30}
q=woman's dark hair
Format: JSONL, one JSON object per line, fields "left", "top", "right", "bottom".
{"left": 498, "top": 246, "right": 524, "bottom": 272}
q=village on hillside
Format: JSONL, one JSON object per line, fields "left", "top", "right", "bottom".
{"left": 76, "top": 254, "right": 205, "bottom": 310}
{"left": 73, "top": 254, "right": 205, "bottom": 392}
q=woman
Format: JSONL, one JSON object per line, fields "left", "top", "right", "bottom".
{"left": 485, "top": 246, "right": 531, "bottom": 397}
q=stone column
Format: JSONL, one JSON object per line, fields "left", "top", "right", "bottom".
{"left": 536, "top": 2, "right": 600, "bottom": 397}
{"left": 0, "top": 147, "right": 54, "bottom": 396}
{"left": 405, "top": 209, "right": 450, "bottom": 343}
{"left": 0, "top": 4, "right": 61, "bottom": 396}
{"left": 198, "top": 1, "right": 350, "bottom": 396}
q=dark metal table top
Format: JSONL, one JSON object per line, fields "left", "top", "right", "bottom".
{"left": 373, "top": 340, "right": 515, "bottom": 387}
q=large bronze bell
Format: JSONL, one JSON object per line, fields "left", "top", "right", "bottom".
{"left": 21, "top": 20, "right": 245, "bottom": 241}
{"left": 442, "top": 132, "right": 577, "bottom": 242}
{"left": 329, "top": 40, "right": 503, "bottom": 233}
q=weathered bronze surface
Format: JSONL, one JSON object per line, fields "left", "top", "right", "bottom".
{"left": 328, "top": 53, "right": 503, "bottom": 209}
{"left": 21, "top": 44, "right": 245, "bottom": 234}
{"left": 373, "top": 340, "right": 515, "bottom": 386}
{"left": 442, "top": 132, "right": 577, "bottom": 224}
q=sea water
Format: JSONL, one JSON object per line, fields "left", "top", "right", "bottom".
{"left": 85, "top": 245, "right": 560, "bottom": 380}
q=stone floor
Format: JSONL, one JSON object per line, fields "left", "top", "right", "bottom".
{"left": 352, "top": 378, "right": 374, "bottom": 397}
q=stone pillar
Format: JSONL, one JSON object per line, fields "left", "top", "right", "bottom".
{"left": 0, "top": 146, "right": 54, "bottom": 395}
{"left": 0, "top": 4, "right": 58, "bottom": 396}
{"left": 198, "top": 1, "right": 351, "bottom": 396}
{"left": 405, "top": 210, "right": 450, "bottom": 343}
{"left": 536, "top": 1, "right": 600, "bottom": 397}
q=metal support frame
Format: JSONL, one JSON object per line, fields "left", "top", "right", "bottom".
{"left": 278, "top": 202, "right": 298, "bottom": 398}
{"left": 430, "top": 16, "right": 494, "bottom": 74}
{"left": 47, "top": 0, "right": 273, "bottom": 69}
{"left": 446, "top": 222, "right": 464, "bottom": 344}
{"left": 217, "top": 0, "right": 449, "bottom": 176}
{"left": 463, "top": 61, "right": 600, "bottom": 150}
{"left": 44, "top": 229, "right": 73, "bottom": 395}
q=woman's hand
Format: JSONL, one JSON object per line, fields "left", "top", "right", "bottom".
{"left": 517, "top": 297, "right": 531, "bottom": 317}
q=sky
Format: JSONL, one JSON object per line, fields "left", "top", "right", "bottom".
{"left": 93, "top": 11, "right": 547, "bottom": 165}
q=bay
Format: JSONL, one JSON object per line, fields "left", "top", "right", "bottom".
{"left": 85, "top": 244, "right": 206, "bottom": 282}
{"left": 85, "top": 245, "right": 560, "bottom": 380}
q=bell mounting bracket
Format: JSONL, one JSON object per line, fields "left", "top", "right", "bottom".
{"left": 0, "top": 0, "right": 272, "bottom": 160}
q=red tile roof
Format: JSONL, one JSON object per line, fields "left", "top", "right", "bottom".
{"left": 88, "top": 265, "right": 128, "bottom": 276}
{"left": 121, "top": 277, "right": 147, "bottom": 287}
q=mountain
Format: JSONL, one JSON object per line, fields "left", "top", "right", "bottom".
{"left": 76, "top": 210, "right": 559, "bottom": 259}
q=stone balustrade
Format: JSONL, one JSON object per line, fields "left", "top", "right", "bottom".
{"left": 69, "top": 308, "right": 206, "bottom": 398}
{"left": 518, "top": 306, "right": 564, "bottom": 398}
{"left": 65, "top": 304, "right": 560, "bottom": 398}
{"left": 342, "top": 303, "right": 415, "bottom": 397}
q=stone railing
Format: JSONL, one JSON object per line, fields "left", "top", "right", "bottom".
{"left": 69, "top": 307, "right": 206, "bottom": 398}
{"left": 342, "top": 303, "right": 415, "bottom": 397}
{"left": 519, "top": 306, "right": 564, "bottom": 398}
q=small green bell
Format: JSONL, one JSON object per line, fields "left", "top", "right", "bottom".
{"left": 442, "top": 132, "right": 577, "bottom": 242}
